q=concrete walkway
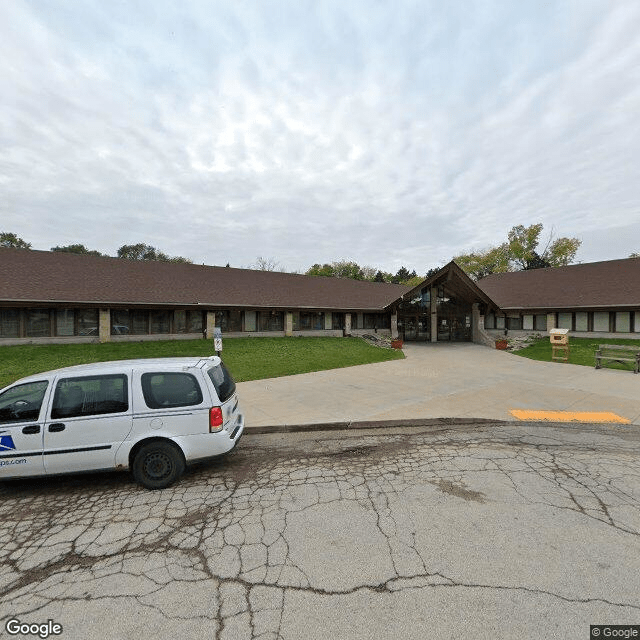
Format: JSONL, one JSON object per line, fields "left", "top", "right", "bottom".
{"left": 237, "top": 342, "right": 640, "bottom": 429}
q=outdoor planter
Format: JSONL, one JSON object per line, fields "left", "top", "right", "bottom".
{"left": 391, "top": 339, "right": 404, "bottom": 349}
{"left": 495, "top": 339, "right": 508, "bottom": 350}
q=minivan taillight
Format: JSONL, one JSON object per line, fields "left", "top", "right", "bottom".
{"left": 209, "top": 407, "right": 223, "bottom": 432}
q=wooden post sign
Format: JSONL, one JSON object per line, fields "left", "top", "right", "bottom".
{"left": 213, "top": 327, "right": 223, "bottom": 355}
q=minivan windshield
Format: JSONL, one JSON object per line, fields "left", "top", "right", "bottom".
{"left": 207, "top": 362, "right": 236, "bottom": 403}
{"left": 0, "top": 380, "right": 49, "bottom": 424}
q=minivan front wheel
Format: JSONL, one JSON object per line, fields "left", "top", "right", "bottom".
{"left": 132, "top": 442, "right": 185, "bottom": 490}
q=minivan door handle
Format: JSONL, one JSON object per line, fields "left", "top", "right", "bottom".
{"left": 48, "top": 423, "right": 66, "bottom": 432}
{"left": 22, "top": 425, "right": 41, "bottom": 434}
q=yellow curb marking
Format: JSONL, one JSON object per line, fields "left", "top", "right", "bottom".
{"left": 510, "top": 410, "right": 630, "bottom": 424}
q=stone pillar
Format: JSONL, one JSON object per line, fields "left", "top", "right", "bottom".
{"left": 206, "top": 311, "right": 216, "bottom": 339}
{"left": 324, "top": 312, "right": 332, "bottom": 330}
{"left": 391, "top": 311, "right": 398, "bottom": 338}
{"left": 472, "top": 303, "right": 481, "bottom": 344}
{"left": 430, "top": 286, "right": 438, "bottom": 342}
{"left": 344, "top": 313, "right": 352, "bottom": 336}
{"left": 546, "top": 313, "right": 555, "bottom": 334}
{"left": 99, "top": 308, "right": 111, "bottom": 343}
{"left": 285, "top": 312, "right": 293, "bottom": 336}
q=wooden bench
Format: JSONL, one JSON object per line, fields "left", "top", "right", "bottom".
{"left": 594, "top": 344, "right": 640, "bottom": 374}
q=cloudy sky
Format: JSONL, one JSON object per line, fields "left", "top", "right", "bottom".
{"left": 2, "top": 1, "right": 639, "bottom": 273}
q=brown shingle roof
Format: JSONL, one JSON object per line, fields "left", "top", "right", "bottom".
{"left": 476, "top": 258, "right": 640, "bottom": 310}
{"left": 0, "top": 248, "right": 409, "bottom": 311}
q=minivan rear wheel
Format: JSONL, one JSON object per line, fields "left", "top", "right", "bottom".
{"left": 132, "top": 442, "right": 185, "bottom": 490}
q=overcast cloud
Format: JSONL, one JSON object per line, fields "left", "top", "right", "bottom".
{"left": 1, "top": 1, "right": 639, "bottom": 273}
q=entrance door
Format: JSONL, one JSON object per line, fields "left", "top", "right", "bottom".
{"left": 437, "top": 311, "right": 472, "bottom": 341}
{"left": 399, "top": 314, "right": 430, "bottom": 341}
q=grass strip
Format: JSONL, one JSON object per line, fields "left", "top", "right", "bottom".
{"left": 0, "top": 336, "right": 404, "bottom": 388}
{"left": 513, "top": 336, "right": 640, "bottom": 372}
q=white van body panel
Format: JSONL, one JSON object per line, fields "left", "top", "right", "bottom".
{"left": 0, "top": 356, "right": 244, "bottom": 487}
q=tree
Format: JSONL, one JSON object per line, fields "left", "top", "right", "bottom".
{"left": 631, "top": 253, "right": 640, "bottom": 259}
{"left": 306, "top": 261, "right": 365, "bottom": 280}
{"left": 425, "top": 266, "right": 441, "bottom": 279}
{"left": 391, "top": 266, "right": 417, "bottom": 284}
{"left": 360, "top": 266, "right": 378, "bottom": 281}
{"left": 251, "top": 256, "right": 281, "bottom": 271}
{"left": 404, "top": 275, "right": 424, "bottom": 288}
{"left": 1, "top": 232, "right": 31, "bottom": 249}
{"left": 454, "top": 223, "right": 580, "bottom": 279}
{"left": 116, "top": 243, "right": 192, "bottom": 263}
{"left": 51, "top": 244, "right": 104, "bottom": 256}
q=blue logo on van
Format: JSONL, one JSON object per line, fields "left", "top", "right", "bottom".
{"left": 0, "top": 436, "right": 17, "bottom": 451}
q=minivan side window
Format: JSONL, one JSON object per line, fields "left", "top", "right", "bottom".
{"left": 207, "top": 363, "right": 236, "bottom": 403}
{"left": 141, "top": 373, "right": 203, "bottom": 409}
{"left": 0, "top": 381, "right": 49, "bottom": 424}
{"left": 52, "top": 375, "right": 128, "bottom": 419}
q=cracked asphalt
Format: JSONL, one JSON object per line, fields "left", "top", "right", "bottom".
{"left": 1, "top": 421, "right": 639, "bottom": 639}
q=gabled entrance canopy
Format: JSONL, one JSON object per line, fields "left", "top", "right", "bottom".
{"left": 387, "top": 261, "right": 500, "bottom": 343}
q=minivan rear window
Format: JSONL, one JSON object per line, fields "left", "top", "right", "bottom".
{"left": 141, "top": 372, "right": 203, "bottom": 409}
{"left": 207, "top": 363, "right": 236, "bottom": 403}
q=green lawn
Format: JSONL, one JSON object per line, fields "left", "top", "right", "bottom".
{"left": 0, "top": 336, "right": 404, "bottom": 388}
{"left": 513, "top": 336, "right": 640, "bottom": 372}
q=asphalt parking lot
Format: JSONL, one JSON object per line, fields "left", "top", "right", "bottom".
{"left": 1, "top": 421, "right": 638, "bottom": 640}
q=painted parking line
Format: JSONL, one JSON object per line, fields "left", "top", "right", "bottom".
{"left": 510, "top": 410, "right": 630, "bottom": 424}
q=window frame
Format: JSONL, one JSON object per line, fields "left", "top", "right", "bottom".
{"left": 141, "top": 372, "right": 204, "bottom": 410}
{"left": 51, "top": 374, "right": 129, "bottom": 419}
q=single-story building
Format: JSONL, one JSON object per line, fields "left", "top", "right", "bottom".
{"left": 0, "top": 248, "right": 639, "bottom": 345}
{"left": 0, "top": 248, "right": 409, "bottom": 345}
{"left": 477, "top": 257, "right": 640, "bottom": 339}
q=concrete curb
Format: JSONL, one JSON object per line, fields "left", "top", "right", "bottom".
{"left": 243, "top": 417, "right": 506, "bottom": 434}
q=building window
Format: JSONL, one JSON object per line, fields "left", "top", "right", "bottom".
{"left": 575, "top": 312, "right": 588, "bottom": 332}
{"left": 130, "top": 310, "right": 148, "bottom": 334}
{"left": 615, "top": 312, "right": 631, "bottom": 333}
{"left": 216, "top": 310, "right": 242, "bottom": 333}
{"left": 244, "top": 310, "right": 257, "bottom": 332}
{"left": 150, "top": 311, "right": 170, "bottom": 334}
{"left": 0, "top": 309, "right": 20, "bottom": 338}
{"left": 485, "top": 314, "right": 495, "bottom": 329}
{"left": 258, "top": 310, "right": 284, "bottom": 331}
{"left": 534, "top": 314, "right": 547, "bottom": 331}
{"left": 364, "top": 313, "right": 390, "bottom": 330}
{"left": 188, "top": 311, "right": 203, "bottom": 333}
{"left": 300, "top": 312, "right": 324, "bottom": 330}
{"left": 332, "top": 313, "right": 344, "bottom": 330}
{"left": 496, "top": 316, "right": 505, "bottom": 329}
{"left": 506, "top": 316, "right": 522, "bottom": 330}
{"left": 593, "top": 312, "right": 610, "bottom": 332}
{"left": 111, "top": 310, "right": 131, "bottom": 335}
{"left": 25, "top": 309, "right": 51, "bottom": 337}
{"left": 557, "top": 313, "right": 572, "bottom": 330}
{"left": 77, "top": 309, "right": 98, "bottom": 336}
{"left": 174, "top": 310, "right": 187, "bottom": 333}
{"left": 56, "top": 309, "right": 74, "bottom": 336}
{"left": 523, "top": 315, "right": 533, "bottom": 330}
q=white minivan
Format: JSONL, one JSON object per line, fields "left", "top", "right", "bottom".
{"left": 0, "top": 356, "right": 244, "bottom": 489}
